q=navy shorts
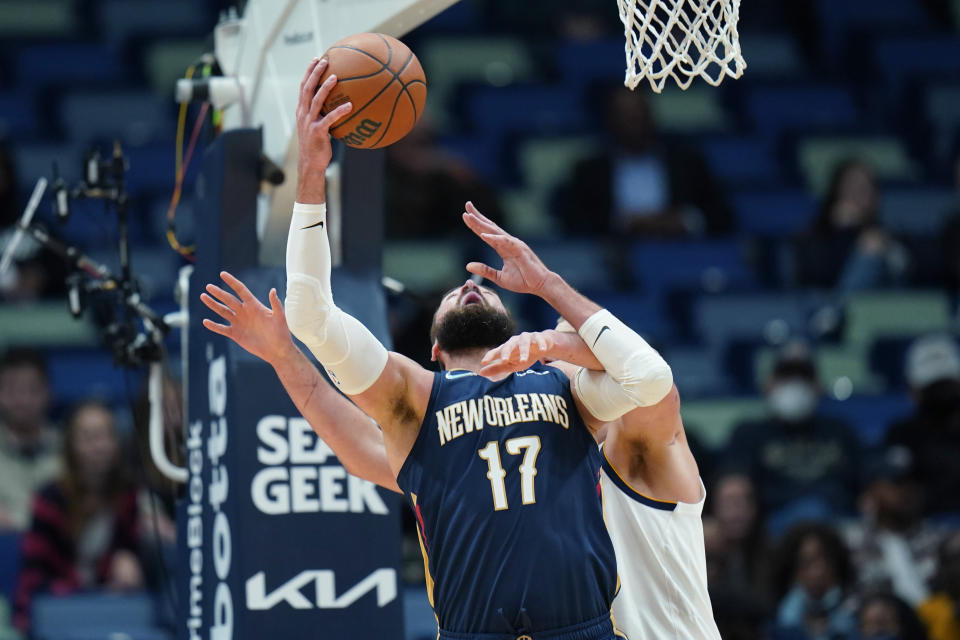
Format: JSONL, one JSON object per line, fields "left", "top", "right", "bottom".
{"left": 437, "top": 614, "right": 620, "bottom": 640}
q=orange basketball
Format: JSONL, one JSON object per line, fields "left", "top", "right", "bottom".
{"left": 318, "top": 32, "right": 427, "bottom": 150}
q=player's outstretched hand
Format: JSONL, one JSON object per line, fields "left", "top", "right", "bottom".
{"left": 478, "top": 331, "right": 555, "bottom": 378}
{"left": 463, "top": 202, "right": 553, "bottom": 296}
{"left": 296, "top": 58, "right": 353, "bottom": 203}
{"left": 200, "top": 271, "right": 296, "bottom": 367}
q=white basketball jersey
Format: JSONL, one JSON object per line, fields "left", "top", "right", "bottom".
{"left": 600, "top": 450, "right": 721, "bottom": 640}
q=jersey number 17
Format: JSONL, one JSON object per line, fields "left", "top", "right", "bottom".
{"left": 477, "top": 436, "right": 542, "bottom": 511}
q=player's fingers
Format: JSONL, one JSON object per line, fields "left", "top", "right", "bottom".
{"left": 310, "top": 73, "right": 338, "bottom": 120}
{"left": 465, "top": 202, "right": 505, "bottom": 233}
{"left": 220, "top": 271, "right": 256, "bottom": 303}
{"left": 518, "top": 338, "right": 530, "bottom": 363}
{"left": 462, "top": 211, "right": 501, "bottom": 237}
{"left": 480, "top": 347, "right": 499, "bottom": 364}
{"left": 200, "top": 292, "right": 235, "bottom": 319}
{"left": 205, "top": 283, "right": 241, "bottom": 311}
{"left": 201, "top": 318, "right": 232, "bottom": 338}
{"left": 466, "top": 262, "right": 499, "bottom": 283}
{"left": 534, "top": 333, "right": 548, "bottom": 354}
{"left": 268, "top": 288, "right": 285, "bottom": 318}
{"left": 299, "top": 58, "right": 324, "bottom": 112}
{"left": 318, "top": 101, "right": 352, "bottom": 131}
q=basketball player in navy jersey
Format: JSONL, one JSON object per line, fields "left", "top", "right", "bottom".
{"left": 201, "top": 59, "right": 675, "bottom": 639}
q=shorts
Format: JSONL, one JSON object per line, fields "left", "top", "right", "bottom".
{"left": 437, "top": 613, "right": 618, "bottom": 640}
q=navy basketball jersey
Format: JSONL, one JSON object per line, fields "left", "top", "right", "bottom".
{"left": 396, "top": 365, "right": 619, "bottom": 634}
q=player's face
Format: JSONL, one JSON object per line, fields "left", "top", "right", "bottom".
{"left": 435, "top": 280, "right": 507, "bottom": 321}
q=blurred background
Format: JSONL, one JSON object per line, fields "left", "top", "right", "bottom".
{"left": 1, "top": 1, "right": 960, "bottom": 639}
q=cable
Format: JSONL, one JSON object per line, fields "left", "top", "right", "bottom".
{"left": 165, "top": 100, "right": 209, "bottom": 260}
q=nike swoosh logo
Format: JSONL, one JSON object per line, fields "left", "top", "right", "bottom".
{"left": 301, "top": 220, "right": 325, "bottom": 230}
{"left": 593, "top": 326, "right": 610, "bottom": 348}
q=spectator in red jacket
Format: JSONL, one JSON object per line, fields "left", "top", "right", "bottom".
{"left": 13, "top": 400, "right": 143, "bottom": 631}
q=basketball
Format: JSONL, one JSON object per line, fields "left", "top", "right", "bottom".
{"left": 318, "top": 32, "right": 427, "bottom": 149}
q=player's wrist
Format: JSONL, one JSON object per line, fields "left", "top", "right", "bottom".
{"left": 296, "top": 168, "right": 327, "bottom": 204}
{"left": 537, "top": 271, "right": 569, "bottom": 303}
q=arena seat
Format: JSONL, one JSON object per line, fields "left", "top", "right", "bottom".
{"left": 11, "top": 142, "right": 81, "bottom": 194}
{"left": 97, "top": 0, "right": 209, "bottom": 45}
{"left": 735, "top": 32, "right": 806, "bottom": 78}
{"left": 0, "top": 0, "right": 76, "bottom": 38}
{"left": 500, "top": 188, "right": 553, "bottom": 238}
{"left": 692, "top": 292, "right": 816, "bottom": 346}
{"left": 746, "top": 86, "right": 858, "bottom": 137}
{"left": 923, "top": 84, "right": 960, "bottom": 163}
{"left": 0, "top": 533, "right": 20, "bottom": 605}
{"left": 143, "top": 39, "right": 207, "bottom": 97}
{"left": 31, "top": 593, "right": 160, "bottom": 640}
{"left": 648, "top": 86, "right": 730, "bottom": 133}
{"left": 59, "top": 90, "right": 173, "bottom": 145}
{"left": 580, "top": 291, "right": 671, "bottom": 342}
{"left": 15, "top": 43, "right": 125, "bottom": 88}
{"left": 383, "top": 241, "right": 467, "bottom": 294}
{"left": 874, "top": 36, "right": 960, "bottom": 97}
{"left": 629, "top": 240, "right": 756, "bottom": 300}
{"left": 466, "top": 84, "right": 587, "bottom": 138}
{"left": 796, "top": 136, "right": 918, "bottom": 193}
{"left": 420, "top": 36, "right": 537, "bottom": 127}
{"left": 880, "top": 187, "right": 956, "bottom": 235}
{"left": 679, "top": 397, "right": 766, "bottom": 449}
{"left": 518, "top": 135, "right": 597, "bottom": 205}
{"left": 123, "top": 142, "right": 175, "bottom": 196}
{"left": 844, "top": 291, "right": 953, "bottom": 345}
{"left": 815, "top": 0, "right": 931, "bottom": 59}
{"left": 0, "top": 303, "right": 98, "bottom": 350}
{"left": 522, "top": 239, "right": 616, "bottom": 294}
{"left": 664, "top": 345, "right": 733, "bottom": 398}
{"left": 731, "top": 188, "right": 815, "bottom": 236}
{"left": 701, "top": 136, "right": 781, "bottom": 187}
{"left": 820, "top": 394, "right": 912, "bottom": 446}
{"left": 554, "top": 39, "right": 624, "bottom": 88}
{"left": 0, "top": 90, "right": 38, "bottom": 140}
{"left": 754, "top": 344, "right": 885, "bottom": 394}
{"left": 46, "top": 348, "right": 134, "bottom": 406}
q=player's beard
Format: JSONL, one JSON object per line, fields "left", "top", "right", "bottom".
{"left": 434, "top": 304, "right": 516, "bottom": 358}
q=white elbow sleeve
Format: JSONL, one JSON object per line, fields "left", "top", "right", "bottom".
{"left": 574, "top": 309, "right": 673, "bottom": 418}
{"left": 285, "top": 202, "right": 387, "bottom": 395}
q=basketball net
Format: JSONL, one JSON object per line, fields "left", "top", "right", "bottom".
{"left": 618, "top": 0, "right": 746, "bottom": 93}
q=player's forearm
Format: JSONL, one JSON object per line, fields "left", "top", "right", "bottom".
{"left": 271, "top": 345, "right": 401, "bottom": 493}
{"left": 537, "top": 273, "right": 601, "bottom": 331}
{"left": 541, "top": 330, "right": 603, "bottom": 371}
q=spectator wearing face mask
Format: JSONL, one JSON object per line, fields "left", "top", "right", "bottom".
{"left": 722, "top": 345, "right": 863, "bottom": 532}
{"left": 883, "top": 334, "right": 960, "bottom": 516}
{"left": 857, "top": 592, "right": 929, "bottom": 640}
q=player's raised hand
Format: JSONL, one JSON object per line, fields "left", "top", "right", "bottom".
{"left": 200, "top": 272, "right": 297, "bottom": 367}
{"left": 463, "top": 202, "right": 554, "bottom": 296}
{"left": 478, "top": 331, "right": 555, "bottom": 378}
{"left": 296, "top": 58, "right": 353, "bottom": 203}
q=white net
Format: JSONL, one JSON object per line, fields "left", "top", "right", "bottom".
{"left": 618, "top": 0, "right": 746, "bottom": 93}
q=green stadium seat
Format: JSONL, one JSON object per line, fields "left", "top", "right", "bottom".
{"left": 144, "top": 39, "right": 207, "bottom": 97}
{"left": 419, "top": 36, "right": 537, "bottom": 127}
{"left": 500, "top": 188, "right": 553, "bottom": 238}
{"left": 736, "top": 33, "right": 805, "bottom": 77}
{"left": 797, "top": 136, "right": 918, "bottom": 194}
{"left": 0, "top": 302, "right": 98, "bottom": 350}
{"left": 680, "top": 398, "right": 766, "bottom": 450}
{"left": 383, "top": 242, "right": 465, "bottom": 294}
{"left": 650, "top": 86, "right": 730, "bottom": 133}
{"left": 0, "top": 0, "right": 75, "bottom": 38}
{"left": 844, "top": 291, "right": 953, "bottom": 345}
{"left": 519, "top": 135, "right": 596, "bottom": 201}
{"left": 756, "top": 345, "right": 884, "bottom": 394}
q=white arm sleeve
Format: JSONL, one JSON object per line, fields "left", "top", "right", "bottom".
{"left": 572, "top": 309, "right": 673, "bottom": 422}
{"left": 284, "top": 201, "right": 388, "bottom": 395}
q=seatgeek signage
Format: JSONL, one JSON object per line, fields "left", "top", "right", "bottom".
{"left": 179, "top": 131, "right": 403, "bottom": 640}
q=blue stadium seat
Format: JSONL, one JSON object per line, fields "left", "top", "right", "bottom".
{"left": 746, "top": 86, "right": 858, "bottom": 137}
{"left": 46, "top": 348, "right": 135, "bottom": 407}
{"left": 495, "top": 239, "right": 615, "bottom": 294}
{"left": 879, "top": 187, "right": 955, "bottom": 236}
{"left": 32, "top": 593, "right": 159, "bottom": 640}
{"left": 98, "top": 0, "right": 209, "bottom": 45}
{"left": 0, "top": 533, "right": 21, "bottom": 605}
{"left": 874, "top": 37, "right": 960, "bottom": 97}
{"left": 629, "top": 240, "right": 756, "bottom": 299}
{"left": 816, "top": 0, "right": 932, "bottom": 59}
{"left": 554, "top": 39, "right": 623, "bottom": 88}
{"left": 59, "top": 91, "right": 172, "bottom": 145}
{"left": 15, "top": 44, "right": 125, "bottom": 88}
{"left": 124, "top": 142, "right": 175, "bottom": 196}
{"left": 664, "top": 345, "right": 733, "bottom": 398}
{"left": 692, "top": 292, "right": 817, "bottom": 345}
{"left": 732, "top": 188, "right": 815, "bottom": 237}
{"left": 820, "top": 394, "right": 912, "bottom": 446}
{"left": 466, "top": 85, "right": 587, "bottom": 138}
{"left": 437, "top": 134, "right": 502, "bottom": 183}
{"left": 701, "top": 137, "right": 780, "bottom": 186}
{"left": 11, "top": 143, "right": 82, "bottom": 194}
{"left": 736, "top": 32, "right": 805, "bottom": 78}
{"left": 0, "top": 90, "right": 38, "bottom": 140}
{"left": 581, "top": 291, "right": 671, "bottom": 342}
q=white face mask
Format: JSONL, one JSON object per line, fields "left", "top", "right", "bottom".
{"left": 767, "top": 380, "right": 818, "bottom": 422}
